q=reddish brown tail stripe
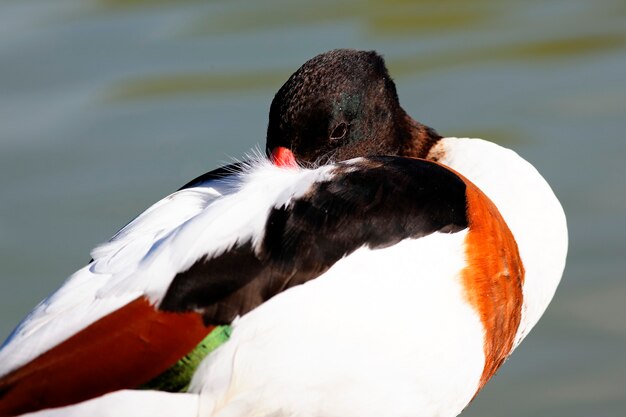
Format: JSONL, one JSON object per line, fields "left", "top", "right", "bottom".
{"left": 462, "top": 179, "right": 525, "bottom": 392}
{"left": 0, "top": 297, "right": 213, "bottom": 417}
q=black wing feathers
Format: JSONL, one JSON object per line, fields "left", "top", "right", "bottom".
{"left": 160, "top": 156, "right": 468, "bottom": 323}
{"left": 178, "top": 162, "right": 245, "bottom": 191}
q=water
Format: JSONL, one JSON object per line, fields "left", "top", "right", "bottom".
{"left": 0, "top": 0, "right": 625, "bottom": 415}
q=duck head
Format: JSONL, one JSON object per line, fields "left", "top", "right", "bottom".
{"left": 266, "top": 49, "right": 441, "bottom": 166}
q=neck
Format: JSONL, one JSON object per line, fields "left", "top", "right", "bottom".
{"left": 397, "top": 111, "right": 442, "bottom": 159}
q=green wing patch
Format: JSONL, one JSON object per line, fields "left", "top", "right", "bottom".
{"left": 141, "top": 325, "right": 232, "bottom": 392}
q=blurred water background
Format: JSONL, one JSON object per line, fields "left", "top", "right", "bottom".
{"left": 0, "top": 0, "right": 625, "bottom": 416}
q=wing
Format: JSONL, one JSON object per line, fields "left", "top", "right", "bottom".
{"left": 0, "top": 165, "right": 237, "bottom": 367}
{"left": 0, "top": 166, "right": 241, "bottom": 416}
{"left": 0, "top": 157, "right": 469, "bottom": 416}
{"left": 159, "top": 156, "right": 469, "bottom": 322}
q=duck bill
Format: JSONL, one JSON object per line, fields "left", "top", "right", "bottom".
{"left": 270, "top": 146, "right": 298, "bottom": 168}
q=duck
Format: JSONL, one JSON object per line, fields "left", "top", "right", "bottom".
{"left": 0, "top": 49, "right": 567, "bottom": 417}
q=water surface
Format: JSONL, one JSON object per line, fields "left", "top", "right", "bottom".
{"left": 1, "top": 1, "right": 625, "bottom": 416}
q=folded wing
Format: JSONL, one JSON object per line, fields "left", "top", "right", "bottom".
{"left": 0, "top": 157, "right": 469, "bottom": 416}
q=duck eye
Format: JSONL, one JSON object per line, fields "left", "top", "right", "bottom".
{"left": 330, "top": 122, "right": 348, "bottom": 141}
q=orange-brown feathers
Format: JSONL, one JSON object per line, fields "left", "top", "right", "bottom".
{"left": 462, "top": 179, "right": 525, "bottom": 392}
{"left": 0, "top": 297, "right": 213, "bottom": 417}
